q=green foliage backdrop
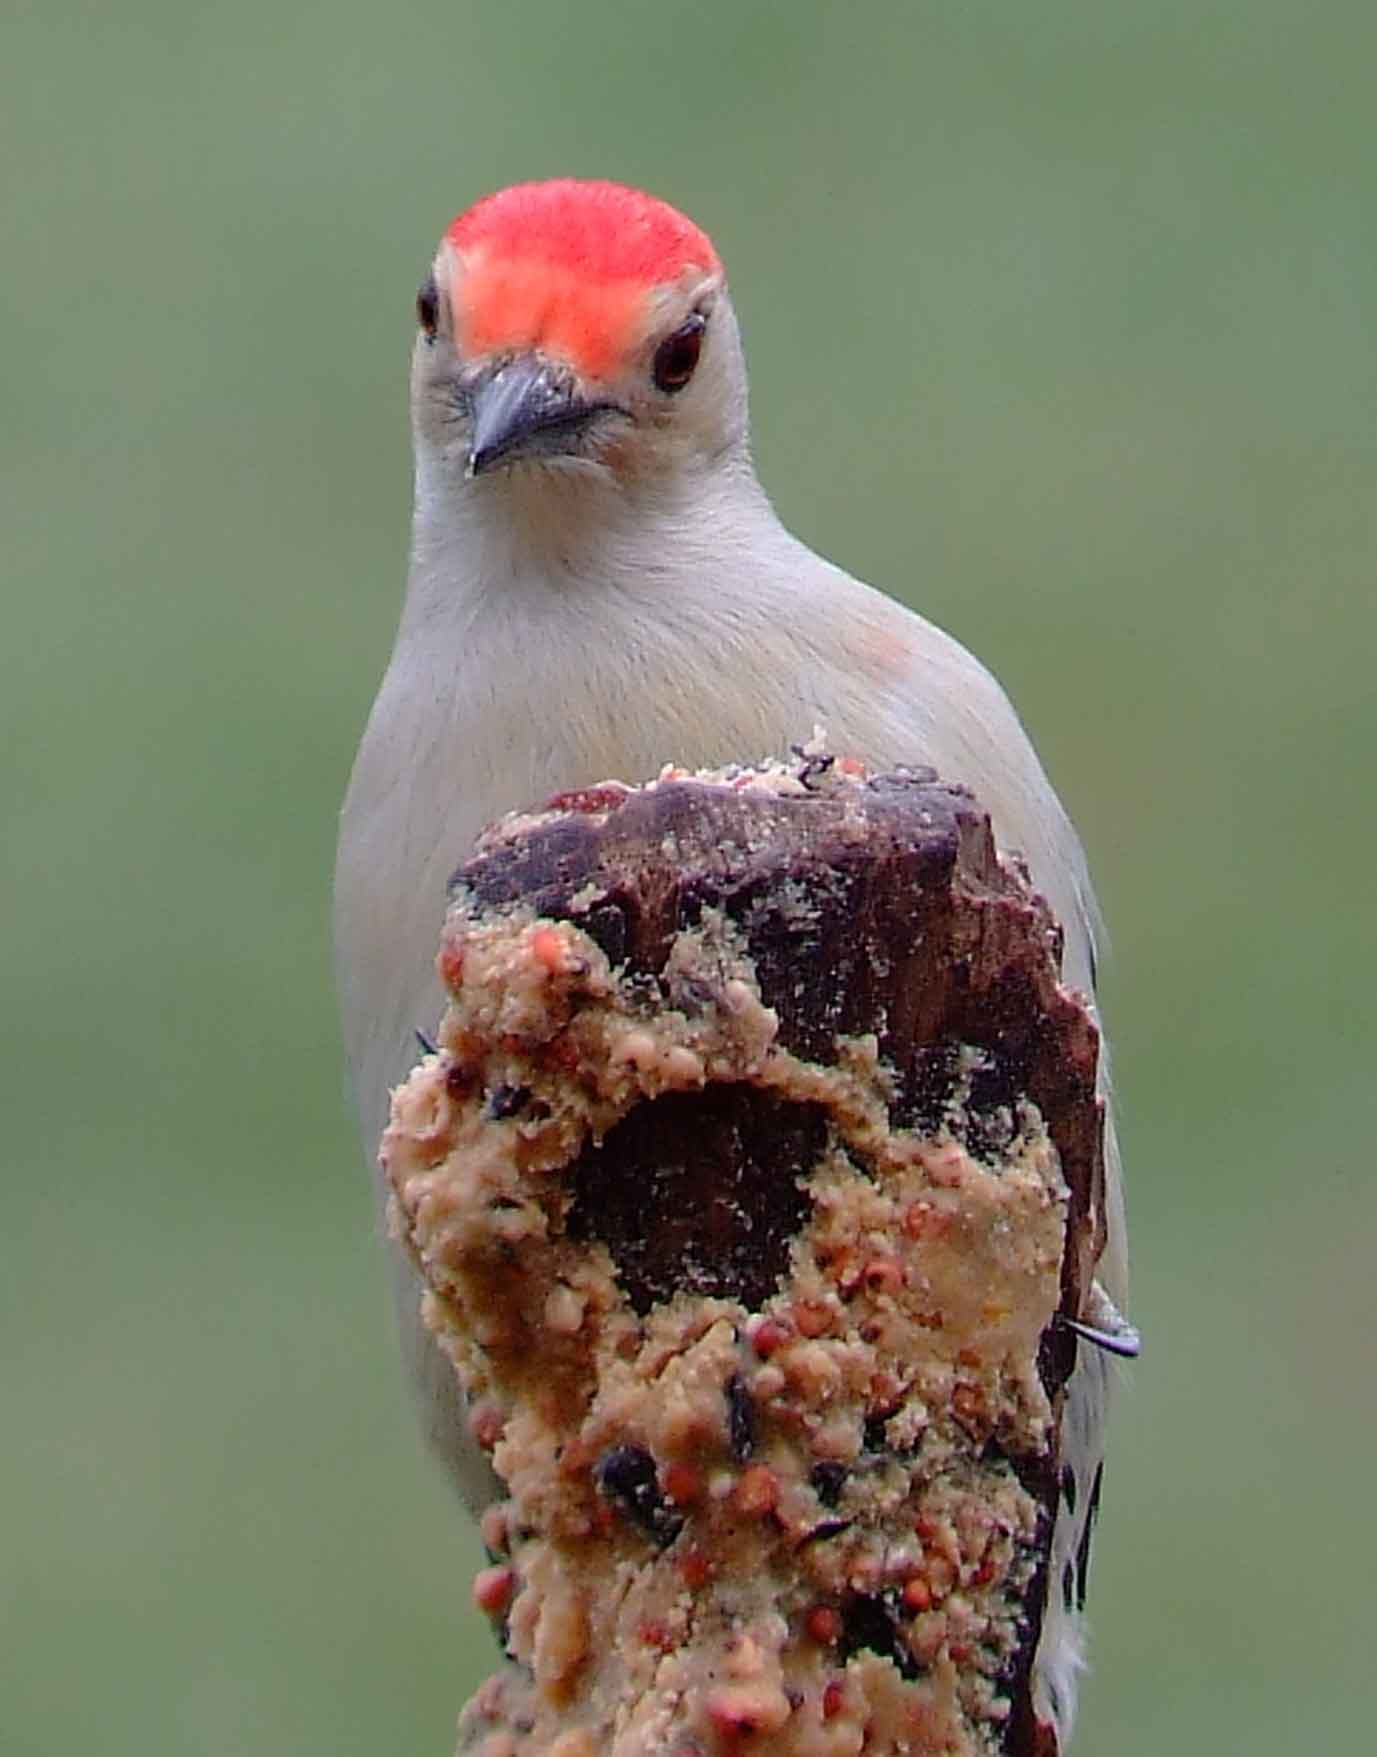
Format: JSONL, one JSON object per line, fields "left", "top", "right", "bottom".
{"left": 4, "top": 3, "right": 1374, "bottom": 1751}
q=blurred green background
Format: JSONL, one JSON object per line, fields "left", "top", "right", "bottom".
{"left": 4, "top": 2, "right": 1374, "bottom": 1751}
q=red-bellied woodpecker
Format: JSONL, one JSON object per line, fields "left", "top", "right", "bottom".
{"left": 335, "top": 179, "right": 1133, "bottom": 1745}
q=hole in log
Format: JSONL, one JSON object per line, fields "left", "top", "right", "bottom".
{"left": 567, "top": 1087, "right": 823, "bottom": 1314}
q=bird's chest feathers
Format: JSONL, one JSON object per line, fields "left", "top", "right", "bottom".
{"left": 398, "top": 583, "right": 789, "bottom": 838}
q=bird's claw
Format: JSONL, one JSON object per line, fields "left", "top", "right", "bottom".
{"left": 1059, "top": 1280, "right": 1141, "bottom": 1358}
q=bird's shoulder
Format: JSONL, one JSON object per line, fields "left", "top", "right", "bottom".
{"left": 788, "top": 558, "right": 1104, "bottom": 992}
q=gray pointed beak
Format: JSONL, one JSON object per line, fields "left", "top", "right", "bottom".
{"left": 465, "top": 356, "right": 623, "bottom": 477}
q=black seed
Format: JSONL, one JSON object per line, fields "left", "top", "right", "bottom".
{"left": 725, "top": 1373, "right": 755, "bottom": 1460}
{"left": 595, "top": 1445, "right": 682, "bottom": 1546}
{"left": 838, "top": 1593, "right": 922, "bottom": 1681}
{"left": 811, "top": 1462, "right": 848, "bottom": 1507}
{"left": 415, "top": 1029, "right": 438, "bottom": 1056}
{"left": 1062, "top": 1558, "right": 1077, "bottom": 1613}
{"left": 798, "top": 1518, "right": 853, "bottom": 1548}
{"left": 790, "top": 748, "right": 836, "bottom": 791}
{"left": 1060, "top": 1464, "right": 1077, "bottom": 1514}
{"left": 863, "top": 1408, "right": 898, "bottom": 1454}
{"left": 485, "top": 1083, "right": 531, "bottom": 1120}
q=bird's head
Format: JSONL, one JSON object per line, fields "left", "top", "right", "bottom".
{"left": 410, "top": 180, "right": 747, "bottom": 489}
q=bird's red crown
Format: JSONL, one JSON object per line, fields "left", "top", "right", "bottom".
{"left": 446, "top": 180, "right": 720, "bottom": 381}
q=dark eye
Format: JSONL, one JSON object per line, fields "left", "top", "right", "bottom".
{"left": 416, "top": 276, "right": 439, "bottom": 341}
{"left": 652, "top": 315, "right": 706, "bottom": 392}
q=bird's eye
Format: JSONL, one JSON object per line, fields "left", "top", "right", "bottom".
{"left": 416, "top": 276, "right": 439, "bottom": 342}
{"left": 652, "top": 315, "right": 706, "bottom": 392}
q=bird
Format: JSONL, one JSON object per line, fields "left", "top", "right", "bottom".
{"left": 335, "top": 178, "right": 1131, "bottom": 1747}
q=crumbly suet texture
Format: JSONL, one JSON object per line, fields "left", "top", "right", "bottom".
{"left": 382, "top": 757, "right": 1091, "bottom": 1757}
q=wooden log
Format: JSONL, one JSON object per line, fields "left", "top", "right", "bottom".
{"left": 381, "top": 755, "right": 1106, "bottom": 1757}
